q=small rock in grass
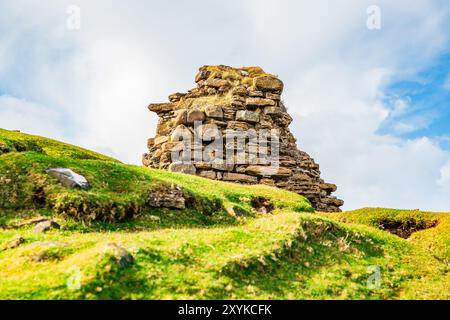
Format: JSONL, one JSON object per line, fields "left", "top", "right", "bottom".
{"left": 14, "top": 217, "right": 49, "bottom": 228}
{"left": 33, "top": 220, "right": 60, "bottom": 234}
{"left": 2, "top": 235, "right": 25, "bottom": 250}
{"left": 226, "top": 206, "right": 247, "bottom": 217}
{"left": 28, "top": 241, "right": 69, "bottom": 248}
{"left": 102, "top": 243, "right": 134, "bottom": 268}
{"left": 46, "top": 168, "right": 90, "bottom": 189}
{"left": 0, "top": 144, "right": 11, "bottom": 154}
{"left": 32, "top": 253, "right": 50, "bottom": 262}
{"left": 148, "top": 184, "right": 186, "bottom": 209}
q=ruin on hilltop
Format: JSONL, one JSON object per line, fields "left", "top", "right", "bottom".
{"left": 143, "top": 65, "right": 344, "bottom": 212}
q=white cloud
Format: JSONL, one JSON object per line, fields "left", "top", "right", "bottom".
{"left": 0, "top": 95, "right": 63, "bottom": 139}
{"left": 438, "top": 160, "right": 450, "bottom": 188}
{"left": 0, "top": 0, "right": 450, "bottom": 211}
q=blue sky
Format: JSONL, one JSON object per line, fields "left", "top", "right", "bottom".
{"left": 379, "top": 52, "right": 450, "bottom": 147}
{"left": 1, "top": 0, "right": 450, "bottom": 211}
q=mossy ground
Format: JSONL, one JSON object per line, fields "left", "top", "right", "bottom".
{"left": 0, "top": 129, "right": 448, "bottom": 299}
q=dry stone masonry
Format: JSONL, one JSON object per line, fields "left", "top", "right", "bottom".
{"left": 143, "top": 65, "right": 344, "bottom": 212}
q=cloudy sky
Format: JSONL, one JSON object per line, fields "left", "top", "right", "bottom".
{"left": 1, "top": 0, "right": 450, "bottom": 211}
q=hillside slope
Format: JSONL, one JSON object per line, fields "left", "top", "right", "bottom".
{"left": 0, "top": 129, "right": 448, "bottom": 299}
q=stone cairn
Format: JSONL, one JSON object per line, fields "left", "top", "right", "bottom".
{"left": 143, "top": 65, "right": 343, "bottom": 212}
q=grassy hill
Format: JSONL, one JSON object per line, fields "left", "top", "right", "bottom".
{"left": 0, "top": 128, "right": 448, "bottom": 299}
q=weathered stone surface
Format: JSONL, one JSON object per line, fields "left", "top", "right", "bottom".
{"left": 171, "top": 124, "right": 191, "bottom": 142}
{"left": 147, "top": 138, "right": 155, "bottom": 148}
{"left": 154, "top": 136, "right": 169, "bottom": 146}
{"left": 320, "top": 183, "right": 337, "bottom": 193}
{"left": 162, "top": 142, "right": 183, "bottom": 152}
{"left": 2, "top": 236, "right": 25, "bottom": 250}
{"left": 198, "top": 170, "right": 216, "bottom": 179}
{"left": 226, "top": 121, "right": 250, "bottom": 131}
{"left": 32, "top": 253, "right": 50, "bottom": 262}
{"left": 148, "top": 103, "right": 176, "bottom": 113}
{"left": 321, "top": 197, "right": 344, "bottom": 207}
{"left": 264, "top": 107, "right": 283, "bottom": 116}
{"left": 204, "top": 105, "right": 223, "bottom": 119}
{"left": 232, "top": 86, "right": 247, "bottom": 96}
{"left": 29, "top": 241, "right": 69, "bottom": 248}
{"left": 46, "top": 168, "right": 90, "bottom": 189}
{"left": 168, "top": 92, "right": 186, "bottom": 102}
{"left": 187, "top": 108, "right": 205, "bottom": 124}
{"left": 194, "top": 161, "right": 212, "bottom": 170}
{"left": 248, "top": 91, "right": 264, "bottom": 97}
{"left": 226, "top": 206, "right": 247, "bottom": 217}
{"left": 195, "top": 70, "right": 209, "bottom": 83}
{"left": 144, "top": 65, "right": 343, "bottom": 212}
{"left": 33, "top": 220, "right": 60, "bottom": 234}
{"left": 0, "top": 144, "right": 10, "bottom": 155}
{"left": 168, "top": 162, "right": 196, "bottom": 175}
{"left": 148, "top": 184, "right": 185, "bottom": 209}
{"left": 212, "top": 161, "right": 234, "bottom": 172}
{"left": 254, "top": 75, "right": 284, "bottom": 92}
{"left": 173, "top": 109, "right": 187, "bottom": 125}
{"left": 235, "top": 110, "right": 260, "bottom": 123}
{"left": 102, "top": 243, "right": 134, "bottom": 268}
{"left": 246, "top": 97, "right": 276, "bottom": 107}
{"left": 266, "top": 92, "right": 281, "bottom": 100}
{"left": 14, "top": 217, "right": 49, "bottom": 228}
{"left": 223, "top": 172, "right": 258, "bottom": 183}
{"left": 245, "top": 165, "right": 292, "bottom": 177}
{"left": 204, "top": 78, "right": 229, "bottom": 88}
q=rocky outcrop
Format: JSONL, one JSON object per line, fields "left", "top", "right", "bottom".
{"left": 33, "top": 220, "right": 60, "bottom": 234}
{"left": 46, "top": 168, "right": 90, "bottom": 189}
{"left": 143, "top": 65, "right": 343, "bottom": 212}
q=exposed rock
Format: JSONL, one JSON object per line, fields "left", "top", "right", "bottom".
{"left": 173, "top": 109, "right": 187, "bottom": 125}
{"left": 266, "top": 92, "right": 281, "bottom": 100}
{"left": 168, "top": 92, "right": 186, "bottom": 102}
{"left": 212, "top": 161, "right": 234, "bottom": 172}
{"left": 246, "top": 97, "right": 276, "bottom": 107}
{"left": 187, "top": 108, "right": 205, "bottom": 124}
{"left": 227, "top": 121, "right": 250, "bottom": 131}
{"left": 248, "top": 91, "right": 264, "bottom": 97}
{"left": 33, "top": 220, "right": 60, "bottom": 234}
{"left": 32, "top": 253, "right": 50, "bottom": 262}
{"left": 102, "top": 243, "right": 134, "bottom": 268}
{"left": 232, "top": 86, "right": 247, "bottom": 96}
{"left": 204, "top": 105, "right": 223, "bottom": 119}
{"left": 148, "top": 103, "right": 176, "bottom": 114}
{"left": 235, "top": 110, "right": 260, "bottom": 123}
{"left": 143, "top": 65, "right": 343, "bottom": 212}
{"left": 320, "top": 183, "right": 337, "bottom": 193}
{"left": 148, "top": 184, "right": 185, "bottom": 209}
{"left": 14, "top": 217, "right": 49, "bottom": 228}
{"left": 226, "top": 206, "right": 247, "bottom": 217}
{"left": 29, "top": 241, "right": 69, "bottom": 248}
{"left": 245, "top": 166, "right": 292, "bottom": 177}
{"left": 46, "top": 168, "right": 90, "bottom": 190}
{"left": 198, "top": 170, "right": 216, "bottom": 179}
{"left": 223, "top": 172, "right": 258, "bottom": 183}
{"left": 154, "top": 136, "right": 169, "bottom": 146}
{"left": 195, "top": 70, "right": 209, "bottom": 83}
{"left": 2, "top": 236, "right": 25, "bottom": 250}
{"left": 204, "top": 78, "right": 229, "bottom": 88}
{"left": 254, "top": 75, "right": 284, "bottom": 92}
{"left": 168, "top": 162, "right": 196, "bottom": 175}
{"left": 251, "top": 197, "right": 274, "bottom": 214}
{"left": 0, "top": 144, "right": 10, "bottom": 155}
